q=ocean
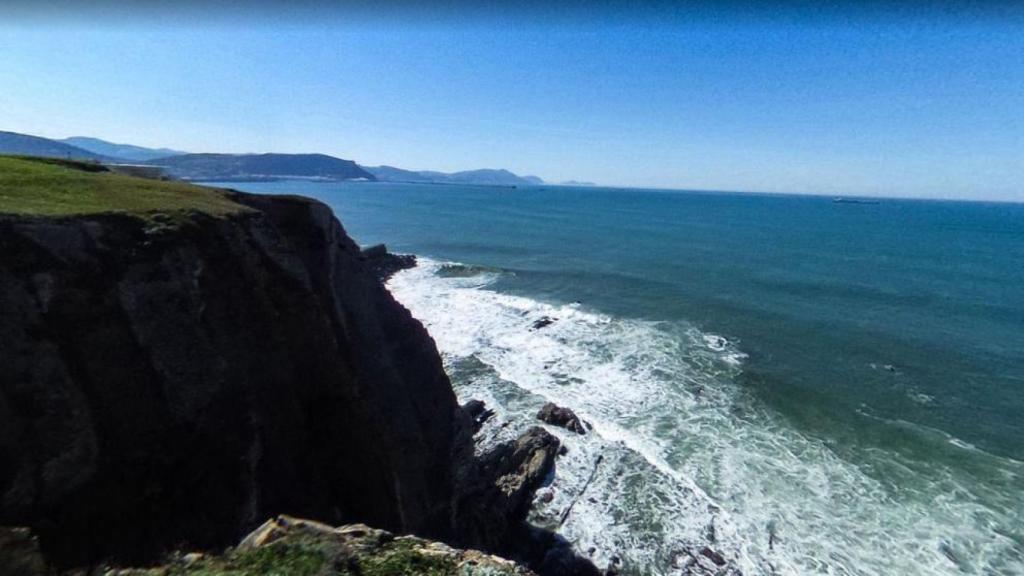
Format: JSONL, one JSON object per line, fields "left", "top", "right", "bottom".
{"left": 212, "top": 181, "right": 1023, "bottom": 575}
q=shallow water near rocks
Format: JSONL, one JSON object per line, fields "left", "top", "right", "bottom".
{"left": 213, "top": 180, "right": 1024, "bottom": 575}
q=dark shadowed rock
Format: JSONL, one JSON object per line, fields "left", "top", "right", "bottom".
{"left": 0, "top": 178, "right": 598, "bottom": 575}
{"left": 464, "top": 399, "right": 488, "bottom": 419}
{"left": 361, "top": 243, "right": 417, "bottom": 282}
{"left": 532, "top": 316, "right": 556, "bottom": 330}
{"left": 454, "top": 427, "right": 560, "bottom": 554}
{"left": 537, "top": 402, "right": 587, "bottom": 435}
{"left": 452, "top": 427, "right": 601, "bottom": 575}
{"left": 463, "top": 399, "right": 496, "bottom": 430}
{"left": 700, "top": 546, "right": 727, "bottom": 566}
{"left": 539, "top": 542, "right": 603, "bottom": 576}
{"left": 0, "top": 193, "right": 463, "bottom": 567}
{"left": 0, "top": 527, "right": 49, "bottom": 576}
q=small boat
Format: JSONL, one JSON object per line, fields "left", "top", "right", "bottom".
{"left": 833, "top": 197, "right": 880, "bottom": 205}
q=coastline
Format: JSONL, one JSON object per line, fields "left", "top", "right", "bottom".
{"left": 0, "top": 160, "right": 598, "bottom": 574}
{"left": 385, "top": 255, "right": 1024, "bottom": 575}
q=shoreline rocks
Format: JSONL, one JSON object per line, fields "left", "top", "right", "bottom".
{"left": 455, "top": 426, "right": 601, "bottom": 576}
{"left": 463, "top": 399, "right": 496, "bottom": 430}
{"left": 360, "top": 243, "right": 417, "bottom": 281}
{"left": 537, "top": 402, "right": 587, "bottom": 435}
{"left": 454, "top": 427, "right": 561, "bottom": 555}
{"left": 531, "top": 316, "right": 556, "bottom": 330}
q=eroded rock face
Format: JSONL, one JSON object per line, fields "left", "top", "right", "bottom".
{"left": 0, "top": 194, "right": 466, "bottom": 567}
{"left": 107, "top": 515, "right": 535, "bottom": 576}
{"left": 454, "top": 427, "right": 560, "bottom": 556}
{"left": 537, "top": 402, "right": 587, "bottom": 435}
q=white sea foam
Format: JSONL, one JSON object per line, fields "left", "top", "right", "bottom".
{"left": 389, "top": 258, "right": 1024, "bottom": 575}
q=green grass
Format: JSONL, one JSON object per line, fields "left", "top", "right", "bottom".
{"left": 111, "top": 533, "right": 502, "bottom": 576}
{"left": 357, "top": 538, "right": 459, "bottom": 576}
{"left": 0, "top": 155, "right": 249, "bottom": 219}
{"left": 180, "top": 542, "right": 328, "bottom": 576}
{"left": 120, "top": 537, "right": 330, "bottom": 576}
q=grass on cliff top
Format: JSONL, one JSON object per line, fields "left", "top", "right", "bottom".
{"left": 0, "top": 155, "right": 249, "bottom": 219}
{"left": 116, "top": 533, "right": 471, "bottom": 576}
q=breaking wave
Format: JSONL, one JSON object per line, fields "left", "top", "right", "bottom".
{"left": 389, "top": 258, "right": 1024, "bottom": 575}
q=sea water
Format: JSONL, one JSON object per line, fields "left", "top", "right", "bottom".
{"left": 211, "top": 181, "right": 1023, "bottom": 575}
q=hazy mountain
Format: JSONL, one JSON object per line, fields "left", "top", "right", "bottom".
{"left": 149, "top": 153, "right": 376, "bottom": 181}
{"left": 0, "top": 131, "right": 113, "bottom": 162}
{"left": 62, "top": 136, "right": 186, "bottom": 162}
{"left": 366, "top": 166, "right": 544, "bottom": 186}
{"left": 3, "top": 130, "right": 548, "bottom": 187}
{"left": 560, "top": 180, "right": 597, "bottom": 186}
{"left": 364, "top": 165, "right": 432, "bottom": 182}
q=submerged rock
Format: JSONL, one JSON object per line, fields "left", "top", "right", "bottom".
{"left": 532, "top": 316, "right": 556, "bottom": 330}
{"left": 700, "top": 546, "right": 726, "bottom": 566}
{"left": 537, "top": 402, "right": 587, "bottom": 435}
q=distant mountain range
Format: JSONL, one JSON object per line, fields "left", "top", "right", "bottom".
{"left": 0, "top": 130, "right": 557, "bottom": 186}
{"left": 150, "top": 153, "right": 376, "bottom": 182}
{"left": 61, "top": 136, "right": 186, "bottom": 162}
{"left": 0, "top": 131, "right": 113, "bottom": 162}
{"left": 365, "top": 165, "right": 543, "bottom": 186}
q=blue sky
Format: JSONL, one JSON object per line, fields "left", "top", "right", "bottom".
{"left": 1, "top": 6, "right": 1022, "bottom": 200}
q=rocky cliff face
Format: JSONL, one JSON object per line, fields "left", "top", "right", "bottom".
{"left": 0, "top": 192, "right": 468, "bottom": 567}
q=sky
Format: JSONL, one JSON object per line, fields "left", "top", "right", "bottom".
{"left": 1, "top": 3, "right": 1022, "bottom": 200}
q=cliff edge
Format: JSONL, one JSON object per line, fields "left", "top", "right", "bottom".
{"left": 0, "top": 157, "right": 600, "bottom": 575}
{"left": 0, "top": 157, "right": 466, "bottom": 567}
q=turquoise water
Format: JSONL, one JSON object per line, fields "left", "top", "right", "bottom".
{"left": 215, "top": 181, "right": 1023, "bottom": 574}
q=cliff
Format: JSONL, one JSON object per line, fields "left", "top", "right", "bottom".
{"left": 0, "top": 186, "right": 458, "bottom": 566}
{"left": 0, "top": 157, "right": 599, "bottom": 574}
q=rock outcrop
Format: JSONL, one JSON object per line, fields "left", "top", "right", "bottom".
{"left": 360, "top": 243, "right": 417, "bottom": 282}
{"left": 455, "top": 428, "right": 559, "bottom": 557}
{"left": 107, "top": 515, "right": 535, "bottom": 576}
{"left": 0, "top": 192, "right": 466, "bottom": 567}
{"left": 0, "top": 177, "right": 600, "bottom": 574}
{"left": 463, "top": 399, "right": 496, "bottom": 430}
{"left": 537, "top": 402, "right": 587, "bottom": 435}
